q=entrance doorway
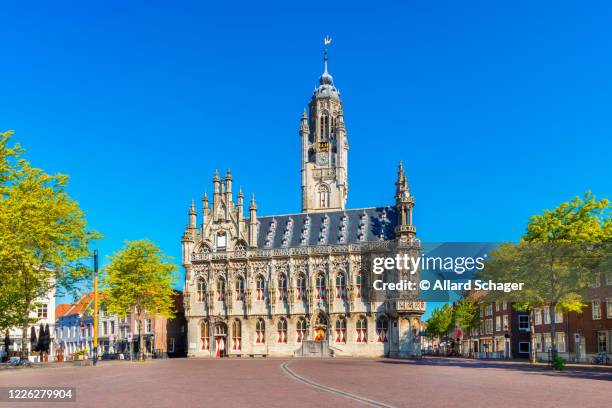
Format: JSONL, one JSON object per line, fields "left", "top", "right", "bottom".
{"left": 214, "top": 323, "right": 228, "bottom": 358}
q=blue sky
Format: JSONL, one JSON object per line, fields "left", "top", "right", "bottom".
{"left": 2, "top": 1, "right": 611, "bottom": 309}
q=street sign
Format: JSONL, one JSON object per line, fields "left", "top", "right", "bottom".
{"left": 574, "top": 333, "right": 581, "bottom": 342}
{"left": 127, "top": 333, "right": 133, "bottom": 342}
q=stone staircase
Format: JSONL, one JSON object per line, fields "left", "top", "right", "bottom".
{"left": 293, "top": 340, "right": 334, "bottom": 358}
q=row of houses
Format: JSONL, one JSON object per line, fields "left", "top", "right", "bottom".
{"left": 460, "top": 272, "right": 612, "bottom": 363}
{"left": 2, "top": 291, "right": 187, "bottom": 362}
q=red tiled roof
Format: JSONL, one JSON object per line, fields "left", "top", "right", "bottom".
{"left": 64, "top": 292, "right": 95, "bottom": 316}
{"left": 55, "top": 303, "right": 72, "bottom": 318}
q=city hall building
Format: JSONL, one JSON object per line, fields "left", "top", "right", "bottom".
{"left": 181, "top": 47, "right": 425, "bottom": 358}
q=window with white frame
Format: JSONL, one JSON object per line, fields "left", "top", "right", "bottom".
{"left": 110, "top": 321, "right": 115, "bottom": 334}
{"left": 502, "top": 302, "right": 508, "bottom": 311}
{"left": 556, "top": 332, "right": 566, "bottom": 353}
{"left": 606, "top": 271, "right": 612, "bottom": 286}
{"left": 495, "top": 302, "right": 500, "bottom": 312}
{"left": 36, "top": 304, "right": 48, "bottom": 319}
{"left": 535, "top": 334, "right": 543, "bottom": 352}
{"left": 256, "top": 275, "right": 265, "bottom": 301}
{"left": 296, "top": 318, "right": 306, "bottom": 343}
{"left": 534, "top": 308, "right": 542, "bottom": 325}
{"left": 235, "top": 276, "right": 245, "bottom": 301}
{"left": 232, "top": 319, "right": 241, "bottom": 350}
{"left": 592, "top": 300, "right": 601, "bottom": 320}
{"left": 597, "top": 331, "right": 608, "bottom": 353}
{"left": 495, "top": 316, "right": 501, "bottom": 332}
{"left": 543, "top": 307, "right": 551, "bottom": 324}
{"left": 296, "top": 274, "right": 306, "bottom": 300}
{"left": 544, "top": 333, "right": 551, "bottom": 350}
{"left": 200, "top": 321, "right": 209, "bottom": 351}
{"left": 197, "top": 278, "right": 206, "bottom": 303}
{"left": 256, "top": 319, "right": 265, "bottom": 344}
{"left": 217, "top": 278, "right": 226, "bottom": 301}
{"left": 554, "top": 309, "right": 563, "bottom": 323}
{"left": 355, "top": 274, "right": 362, "bottom": 298}
{"left": 335, "top": 272, "right": 346, "bottom": 300}
{"left": 518, "top": 315, "right": 530, "bottom": 331}
{"left": 103, "top": 322, "right": 108, "bottom": 335}
{"left": 376, "top": 316, "right": 389, "bottom": 343}
{"left": 335, "top": 317, "right": 347, "bottom": 343}
{"left": 485, "top": 319, "right": 493, "bottom": 334}
{"left": 145, "top": 318, "right": 152, "bottom": 333}
{"left": 315, "top": 274, "right": 326, "bottom": 300}
{"left": 278, "top": 274, "right": 287, "bottom": 301}
{"left": 485, "top": 303, "right": 493, "bottom": 316}
{"left": 277, "top": 318, "right": 287, "bottom": 343}
{"left": 503, "top": 315, "right": 509, "bottom": 331}
{"left": 518, "top": 342, "right": 530, "bottom": 354}
{"left": 356, "top": 317, "right": 367, "bottom": 343}
{"left": 607, "top": 298, "right": 612, "bottom": 319}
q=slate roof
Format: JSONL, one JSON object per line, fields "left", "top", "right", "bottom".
{"left": 256, "top": 207, "right": 397, "bottom": 249}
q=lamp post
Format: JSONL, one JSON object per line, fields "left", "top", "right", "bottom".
{"left": 93, "top": 250, "right": 99, "bottom": 366}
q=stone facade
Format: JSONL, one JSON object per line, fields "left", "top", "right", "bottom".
{"left": 182, "top": 46, "right": 425, "bottom": 358}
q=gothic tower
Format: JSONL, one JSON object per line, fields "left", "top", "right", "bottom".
{"left": 300, "top": 41, "right": 348, "bottom": 213}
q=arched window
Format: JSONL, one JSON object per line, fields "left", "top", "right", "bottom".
{"left": 296, "top": 274, "right": 306, "bottom": 300}
{"left": 335, "top": 317, "right": 347, "bottom": 343}
{"left": 217, "top": 277, "right": 225, "bottom": 301}
{"left": 196, "top": 277, "right": 206, "bottom": 303}
{"left": 318, "top": 184, "right": 329, "bottom": 209}
{"left": 355, "top": 274, "right": 362, "bottom": 299}
{"left": 256, "top": 319, "right": 265, "bottom": 344}
{"left": 235, "top": 276, "right": 245, "bottom": 301}
{"left": 200, "top": 320, "right": 209, "bottom": 351}
{"left": 278, "top": 274, "right": 287, "bottom": 301}
{"left": 277, "top": 318, "right": 287, "bottom": 343}
{"left": 356, "top": 317, "right": 367, "bottom": 343}
{"left": 256, "top": 275, "right": 265, "bottom": 301}
{"left": 296, "top": 318, "right": 307, "bottom": 343}
{"left": 320, "top": 113, "right": 329, "bottom": 139}
{"left": 335, "top": 272, "right": 346, "bottom": 300}
{"left": 376, "top": 316, "right": 389, "bottom": 343}
{"left": 315, "top": 274, "right": 326, "bottom": 300}
{"left": 232, "top": 320, "right": 241, "bottom": 350}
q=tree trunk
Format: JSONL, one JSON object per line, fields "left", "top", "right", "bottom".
{"left": 530, "top": 308, "right": 536, "bottom": 364}
{"left": 550, "top": 303, "right": 557, "bottom": 361}
{"left": 20, "top": 301, "right": 30, "bottom": 362}
{"left": 138, "top": 318, "right": 144, "bottom": 361}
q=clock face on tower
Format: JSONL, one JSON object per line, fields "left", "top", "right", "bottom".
{"left": 317, "top": 153, "right": 329, "bottom": 165}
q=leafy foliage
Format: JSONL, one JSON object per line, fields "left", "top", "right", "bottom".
{"left": 0, "top": 131, "right": 100, "bottom": 358}
{"left": 102, "top": 240, "right": 177, "bottom": 359}
{"left": 478, "top": 191, "right": 611, "bottom": 361}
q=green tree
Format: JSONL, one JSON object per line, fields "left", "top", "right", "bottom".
{"left": 479, "top": 192, "right": 611, "bottom": 363}
{"left": 425, "top": 304, "right": 455, "bottom": 354}
{"left": 0, "top": 131, "right": 100, "bottom": 360}
{"left": 102, "top": 240, "right": 177, "bottom": 360}
{"left": 454, "top": 297, "right": 480, "bottom": 355}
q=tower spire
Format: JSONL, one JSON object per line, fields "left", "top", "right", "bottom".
{"left": 323, "top": 35, "right": 331, "bottom": 74}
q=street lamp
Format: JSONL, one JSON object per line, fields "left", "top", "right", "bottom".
{"left": 93, "top": 250, "right": 99, "bottom": 366}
